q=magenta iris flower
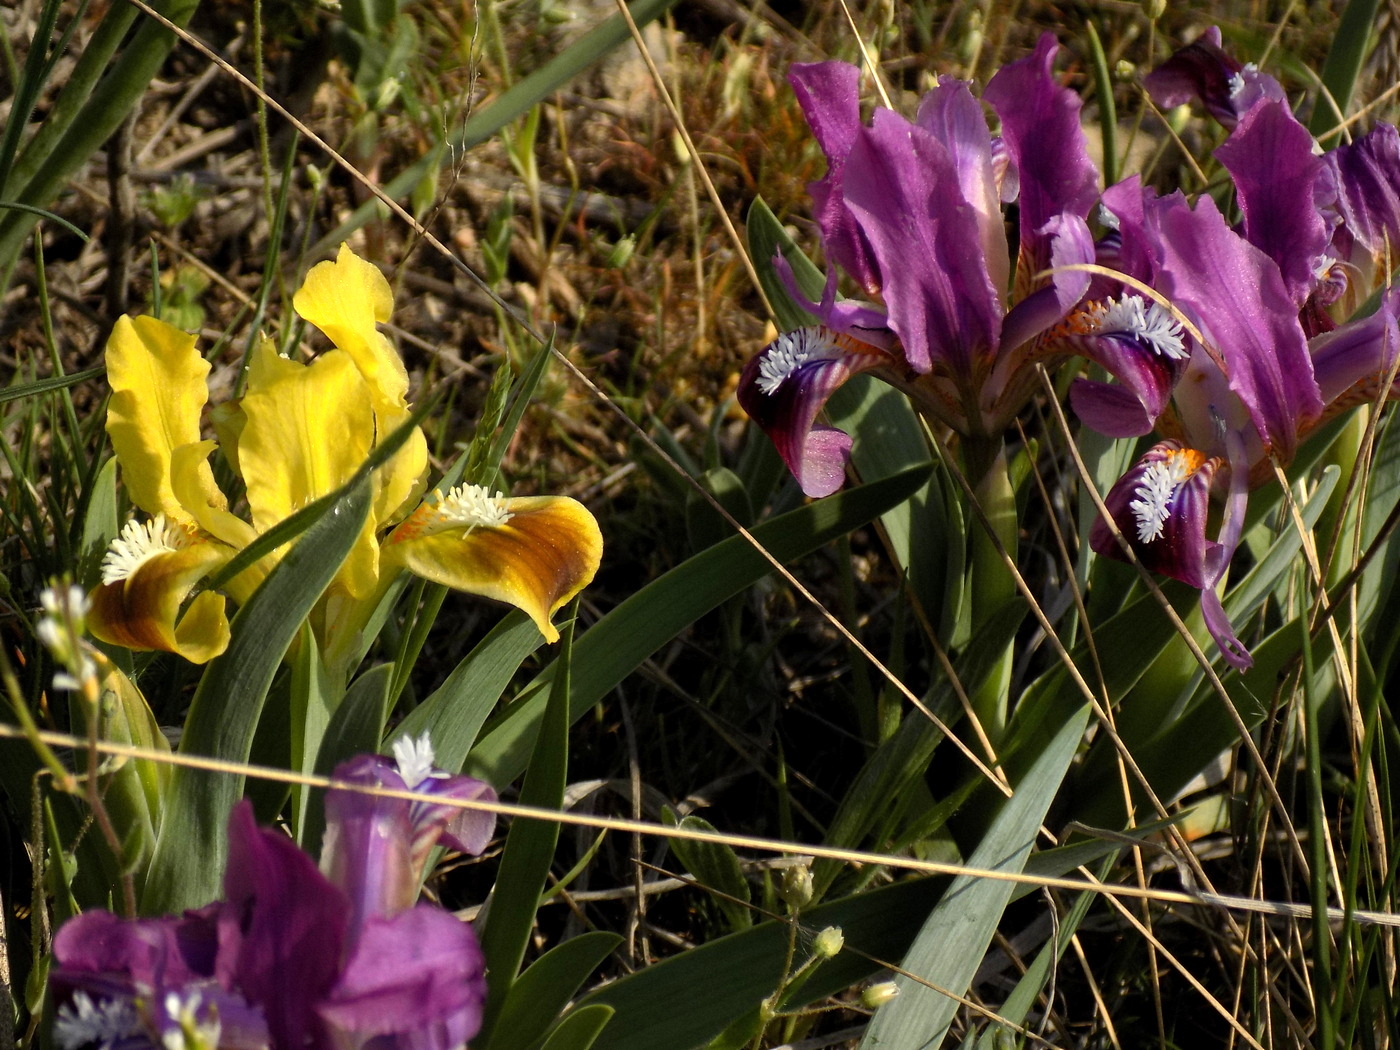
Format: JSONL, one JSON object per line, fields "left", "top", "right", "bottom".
{"left": 1074, "top": 34, "right": 1400, "bottom": 669}
{"left": 48, "top": 736, "right": 496, "bottom": 1050}
{"left": 738, "top": 33, "right": 1100, "bottom": 496}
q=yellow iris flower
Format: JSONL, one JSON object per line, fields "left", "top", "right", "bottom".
{"left": 88, "top": 245, "right": 603, "bottom": 664}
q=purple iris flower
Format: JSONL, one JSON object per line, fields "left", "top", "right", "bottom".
{"left": 1073, "top": 35, "right": 1400, "bottom": 669}
{"left": 737, "top": 34, "right": 1100, "bottom": 496}
{"left": 48, "top": 736, "right": 495, "bottom": 1050}
{"left": 1140, "top": 26, "right": 1287, "bottom": 129}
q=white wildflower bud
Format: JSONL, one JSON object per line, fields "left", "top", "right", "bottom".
{"left": 779, "top": 863, "right": 813, "bottom": 909}
{"left": 812, "top": 926, "right": 844, "bottom": 959}
{"left": 861, "top": 981, "right": 900, "bottom": 1009}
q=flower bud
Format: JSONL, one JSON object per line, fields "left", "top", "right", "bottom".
{"left": 779, "top": 863, "right": 813, "bottom": 909}
{"left": 812, "top": 926, "right": 844, "bottom": 959}
{"left": 861, "top": 981, "right": 900, "bottom": 1009}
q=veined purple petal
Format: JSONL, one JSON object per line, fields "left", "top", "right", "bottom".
{"left": 1310, "top": 286, "right": 1400, "bottom": 406}
{"left": 983, "top": 33, "right": 1100, "bottom": 252}
{"left": 1142, "top": 27, "right": 1286, "bottom": 128}
{"left": 999, "top": 212, "right": 1096, "bottom": 353}
{"left": 1064, "top": 292, "right": 1190, "bottom": 437}
{"left": 1327, "top": 123, "right": 1400, "bottom": 260}
{"left": 318, "top": 907, "right": 486, "bottom": 1050}
{"left": 789, "top": 62, "right": 881, "bottom": 295}
{"left": 916, "top": 76, "right": 1009, "bottom": 298}
{"left": 842, "top": 109, "right": 1002, "bottom": 374}
{"left": 222, "top": 801, "right": 349, "bottom": 1050}
{"left": 1215, "top": 99, "right": 1330, "bottom": 306}
{"left": 323, "top": 742, "right": 498, "bottom": 928}
{"left": 52, "top": 908, "right": 220, "bottom": 991}
{"left": 1091, "top": 441, "right": 1220, "bottom": 589}
{"left": 737, "top": 326, "right": 892, "bottom": 497}
{"left": 1150, "top": 192, "right": 1323, "bottom": 462}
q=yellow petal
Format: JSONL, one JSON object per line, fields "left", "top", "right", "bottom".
{"left": 384, "top": 488, "right": 603, "bottom": 643}
{"left": 292, "top": 244, "right": 409, "bottom": 409}
{"left": 238, "top": 348, "right": 380, "bottom": 598}
{"left": 105, "top": 315, "right": 226, "bottom": 524}
{"left": 372, "top": 404, "right": 429, "bottom": 529}
{"left": 170, "top": 441, "right": 258, "bottom": 550}
{"left": 89, "top": 531, "right": 233, "bottom": 663}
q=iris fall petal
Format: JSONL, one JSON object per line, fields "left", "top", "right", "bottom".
{"left": 384, "top": 488, "right": 603, "bottom": 643}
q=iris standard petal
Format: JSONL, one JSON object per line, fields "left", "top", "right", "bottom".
{"left": 238, "top": 347, "right": 380, "bottom": 599}
{"left": 1215, "top": 99, "right": 1329, "bottom": 306}
{"left": 1327, "top": 123, "right": 1400, "bottom": 262}
{"left": 736, "top": 326, "right": 892, "bottom": 497}
{"left": 318, "top": 906, "right": 486, "bottom": 1050}
{"left": 88, "top": 518, "right": 234, "bottom": 663}
{"left": 983, "top": 33, "right": 1100, "bottom": 254}
{"left": 105, "top": 315, "right": 228, "bottom": 526}
{"left": 383, "top": 487, "right": 603, "bottom": 643}
{"left": 788, "top": 61, "right": 881, "bottom": 296}
{"left": 915, "top": 76, "right": 1009, "bottom": 299}
{"left": 843, "top": 109, "right": 1003, "bottom": 375}
{"left": 1151, "top": 192, "right": 1323, "bottom": 463}
{"left": 1141, "top": 26, "right": 1287, "bottom": 128}
{"left": 293, "top": 243, "right": 410, "bottom": 410}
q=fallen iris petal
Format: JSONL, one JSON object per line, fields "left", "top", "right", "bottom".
{"left": 383, "top": 488, "right": 603, "bottom": 643}
{"left": 736, "top": 326, "right": 892, "bottom": 497}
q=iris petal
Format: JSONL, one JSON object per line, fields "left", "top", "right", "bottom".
{"left": 293, "top": 243, "right": 410, "bottom": 411}
{"left": 88, "top": 538, "right": 233, "bottom": 663}
{"left": 105, "top": 315, "right": 227, "bottom": 526}
{"left": 384, "top": 491, "right": 603, "bottom": 643}
{"left": 736, "top": 326, "right": 892, "bottom": 497}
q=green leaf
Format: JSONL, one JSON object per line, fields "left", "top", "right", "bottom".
{"left": 287, "top": 627, "right": 334, "bottom": 842}
{"left": 665, "top": 813, "right": 753, "bottom": 931}
{"left": 486, "top": 931, "right": 622, "bottom": 1050}
{"left": 388, "top": 611, "right": 542, "bottom": 775}
{"left": 466, "top": 463, "right": 933, "bottom": 787}
{"left": 139, "top": 474, "right": 372, "bottom": 915}
{"left": 1309, "top": 0, "right": 1382, "bottom": 139}
{"left": 745, "top": 196, "right": 824, "bottom": 331}
{"left": 298, "top": 663, "right": 396, "bottom": 851}
{"left": 477, "top": 615, "right": 576, "bottom": 1043}
{"left": 539, "top": 1005, "right": 616, "bottom": 1050}
{"left": 578, "top": 823, "right": 1131, "bottom": 1050}
{"left": 858, "top": 704, "right": 1090, "bottom": 1049}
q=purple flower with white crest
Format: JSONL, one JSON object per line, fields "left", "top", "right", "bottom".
{"left": 738, "top": 33, "right": 1101, "bottom": 495}
{"left": 1071, "top": 33, "right": 1400, "bottom": 669}
{"left": 48, "top": 736, "right": 496, "bottom": 1050}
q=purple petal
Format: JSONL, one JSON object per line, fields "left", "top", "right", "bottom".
{"left": 1215, "top": 99, "right": 1329, "bottom": 306}
{"left": 999, "top": 212, "right": 1096, "bottom": 352}
{"left": 222, "top": 800, "right": 349, "bottom": 1050}
{"left": 773, "top": 255, "right": 895, "bottom": 345}
{"left": 1090, "top": 441, "right": 1220, "bottom": 590}
{"left": 1070, "top": 377, "right": 1159, "bottom": 438}
{"left": 1150, "top": 192, "right": 1323, "bottom": 462}
{"left": 1142, "top": 27, "right": 1287, "bottom": 128}
{"left": 324, "top": 753, "right": 498, "bottom": 926}
{"left": 1310, "top": 286, "right": 1400, "bottom": 406}
{"left": 52, "top": 909, "right": 220, "bottom": 990}
{"left": 318, "top": 907, "right": 486, "bottom": 1050}
{"left": 1327, "top": 122, "right": 1400, "bottom": 260}
{"left": 983, "top": 33, "right": 1100, "bottom": 250}
{"left": 915, "top": 77, "right": 1009, "bottom": 296}
{"left": 842, "top": 109, "right": 1002, "bottom": 374}
{"left": 789, "top": 62, "right": 881, "bottom": 295}
{"left": 737, "top": 327, "right": 891, "bottom": 497}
